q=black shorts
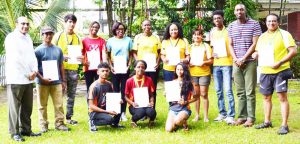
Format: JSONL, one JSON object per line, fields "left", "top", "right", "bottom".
{"left": 259, "top": 70, "right": 289, "bottom": 95}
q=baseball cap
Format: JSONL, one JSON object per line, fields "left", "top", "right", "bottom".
{"left": 41, "top": 26, "right": 55, "bottom": 34}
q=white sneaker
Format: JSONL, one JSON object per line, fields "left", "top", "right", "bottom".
{"left": 224, "top": 117, "right": 235, "bottom": 125}
{"left": 214, "top": 114, "right": 226, "bottom": 122}
{"left": 121, "top": 112, "right": 128, "bottom": 121}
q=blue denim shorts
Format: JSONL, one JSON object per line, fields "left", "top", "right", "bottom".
{"left": 169, "top": 109, "right": 192, "bottom": 117}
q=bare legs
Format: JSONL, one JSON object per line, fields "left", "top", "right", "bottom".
{"left": 165, "top": 111, "right": 189, "bottom": 132}
{"left": 193, "top": 84, "right": 209, "bottom": 122}
{"left": 262, "top": 92, "right": 289, "bottom": 126}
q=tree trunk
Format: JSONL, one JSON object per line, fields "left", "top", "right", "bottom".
{"left": 128, "top": 0, "right": 135, "bottom": 37}
{"left": 215, "top": 0, "right": 225, "bottom": 10}
{"left": 106, "top": 0, "right": 113, "bottom": 37}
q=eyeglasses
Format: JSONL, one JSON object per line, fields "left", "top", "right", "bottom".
{"left": 20, "top": 22, "right": 30, "bottom": 26}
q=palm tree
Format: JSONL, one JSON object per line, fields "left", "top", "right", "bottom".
{"left": 0, "top": 0, "right": 70, "bottom": 54}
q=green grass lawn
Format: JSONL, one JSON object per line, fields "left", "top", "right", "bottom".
{"left": 0, "top": 81, "right": 300, "bottom": 144}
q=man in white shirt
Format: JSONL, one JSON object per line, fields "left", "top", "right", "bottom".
{"left": 5, "top": 16, "right": 41, "bottom": 142}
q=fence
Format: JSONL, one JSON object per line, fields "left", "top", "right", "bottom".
{"left": 0, "top": 55, "right": 6, "bottom": 86}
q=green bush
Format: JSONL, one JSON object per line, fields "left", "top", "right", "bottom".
{"left": 290, "top": 46, "right": 300, "bottom": 78}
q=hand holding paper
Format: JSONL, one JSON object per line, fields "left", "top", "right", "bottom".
{"left": 133, "top": 87, "right": 149, "bottom": 108}
{"left": 164, "top": 81, "right": 181, "bottom": 102}
{"left": 106, "top": 93, "right": 121, "bottom": 114}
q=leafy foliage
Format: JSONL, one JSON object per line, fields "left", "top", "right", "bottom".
{"left": 290, "top": 46, "right": 300, "bottom": 78}
{"left": 224, "top": 0, "right": 259, "bottom": 25}
{"left": 0, "top": 0, "right": 70, "bottom": 52}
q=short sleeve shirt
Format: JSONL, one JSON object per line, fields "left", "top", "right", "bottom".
{"left": 210, "top": 27, "right": 233, "bottom": 66}
{"left": 125, "top": 76, "right": 155, "bottom": 106}
{"left": 35, "top": 44, "right": 64, "bottom": 85}
{"left": 52, "top": 31, "right": 82, "bottom": 70}
{"left": 82, "top": 36, "right": 106, "bottom": 72}
{"left": 228, "top": 19, "right": 262, "bottom": 61}
{"left": 189, "top": 43, "right": 212, "bottom": 76}
{"left": 161, "top": 38, "right": 190, "bottom": 71}
{"left": 133, "top": 33, "right": 161, "bottom": 60}
{"left": 106, "top": 36, "right": 133, "bottom": 62}
{"left": 256, "top": 29, "right": 296, "bottom": 74}
{"left": 88, "top": 80, "right": 113, "bottom": 112}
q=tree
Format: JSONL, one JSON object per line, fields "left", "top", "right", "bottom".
{"left": 106, "top": 0, "right": 113, "bottom": 37}
{"left": 0, "top": 0, "right": 70, "bottom": 53}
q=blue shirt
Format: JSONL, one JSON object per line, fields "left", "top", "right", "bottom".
{"left": 35, "top": 44, "right": 64, "bottom": 85}
{"left": 106, "top": 36, "right": 133, "bottom": 62}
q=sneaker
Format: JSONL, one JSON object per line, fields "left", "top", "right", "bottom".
{"left": 11, "top": 134, "right": 25, "bottom": 142}
{"left": 111, "top": 124, "right": 125, "bottom": 129}
{"left": 66, "top": 119, "right": 78, "bottom": 125}
{"left": 148, "top": 121, "right": 155, "bottom": 128}
{"left": 278, "top": 126, "right": 289, "bottom": 135}
{"left": 214, "top": 115, "right": 226, "bottom": 122}
{"left": 89, "top": 120, "right": 97, "bottom": 132}
{"left": 121, "top": 113, "right": 128, "bottom": 122}
{"left": 255, "top": 122, "right": 272, "bottom": 129}
{"left": 55, "top": 124, "right": 70, "bottom": 131}
{"left": 224, "top": 117, "right": 235, "bottom": 125}
{"left": 41, "top": 127, "right": 48, "bottom": 133}
{"left": 41, "top": 125, "right": 49, "bottom": 133}
{"left": 131, "top": 121, "right": 138, "bottom": 128}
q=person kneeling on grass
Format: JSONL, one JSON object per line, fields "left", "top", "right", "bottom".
{"left": 88, "top": 62, "right": 125, "bottom": 132}
{"left": 125, "top": 60, "right": 157, "bottom": 128}
{"left": 165, "top": 63, "right": 199, "bottom": 132}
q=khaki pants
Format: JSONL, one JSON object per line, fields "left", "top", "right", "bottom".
{"left": 37, "top": 84, "right": 64, "bottom": 128}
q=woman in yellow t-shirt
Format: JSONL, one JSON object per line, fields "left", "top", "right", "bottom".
{"left": 189, "top": 29, "right": 213, "bottom": 122}
{"left": 161, "top": 22, "right": 190, "bottom": 81}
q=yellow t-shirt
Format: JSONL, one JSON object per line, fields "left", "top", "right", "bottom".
{"left": 189, "top": 43, "right": 212, "bottom": 76}
{"left": 161, "top": 38, "right": 190, "bottom": 71}
{"left": 256, "top": 29, "right": 296, "bottom": 74}
{"left": 53, "top": 31, "right": 82, "bottom": 70}
{"left": 133, "top": 33, "right": 161, "bottom": 60}
{"left": 210, "top": 27, "right": 232, "bottom": 66}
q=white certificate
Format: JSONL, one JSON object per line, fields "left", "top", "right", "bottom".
{"left": 106, "top": 93, "right": 121, "bottom": 114}
{"left": 143, "top": 53, "right": 156, "bottom": 72}
{"left": 42, "top": 60, "right": 59, "bottom": 81}
{"left": 166, "top": 47, "right": 180, "bottom": 66}
{"left": 190, "top": 47, "right": 204, "bottom": 66}
{"left": 213, "top": 38, "right": 227, "bottom": 57}
{"left": 114, "top": 56, "right": 127, "bottom": 74}
{"left": 67, "top": 45, "right": 82, "bottom": 64}
{"left": 87, "top": 49, "right": 100, "bottom": 70}
{"left": 164, "top": 81, "right": 181, "bottom": 102}
{"left": 133, "top": 87, "right": 149, "bottom": 108}
{"left": 258, "top": 45, "right": 274, "bottom": 66}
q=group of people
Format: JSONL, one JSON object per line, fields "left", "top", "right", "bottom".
{"left": 5, "top": 3, "right": 297, "bottom": 142}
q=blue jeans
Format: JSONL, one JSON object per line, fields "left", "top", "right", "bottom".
{"left": 213, "top": 66, "right": 235, "bottom": 118}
